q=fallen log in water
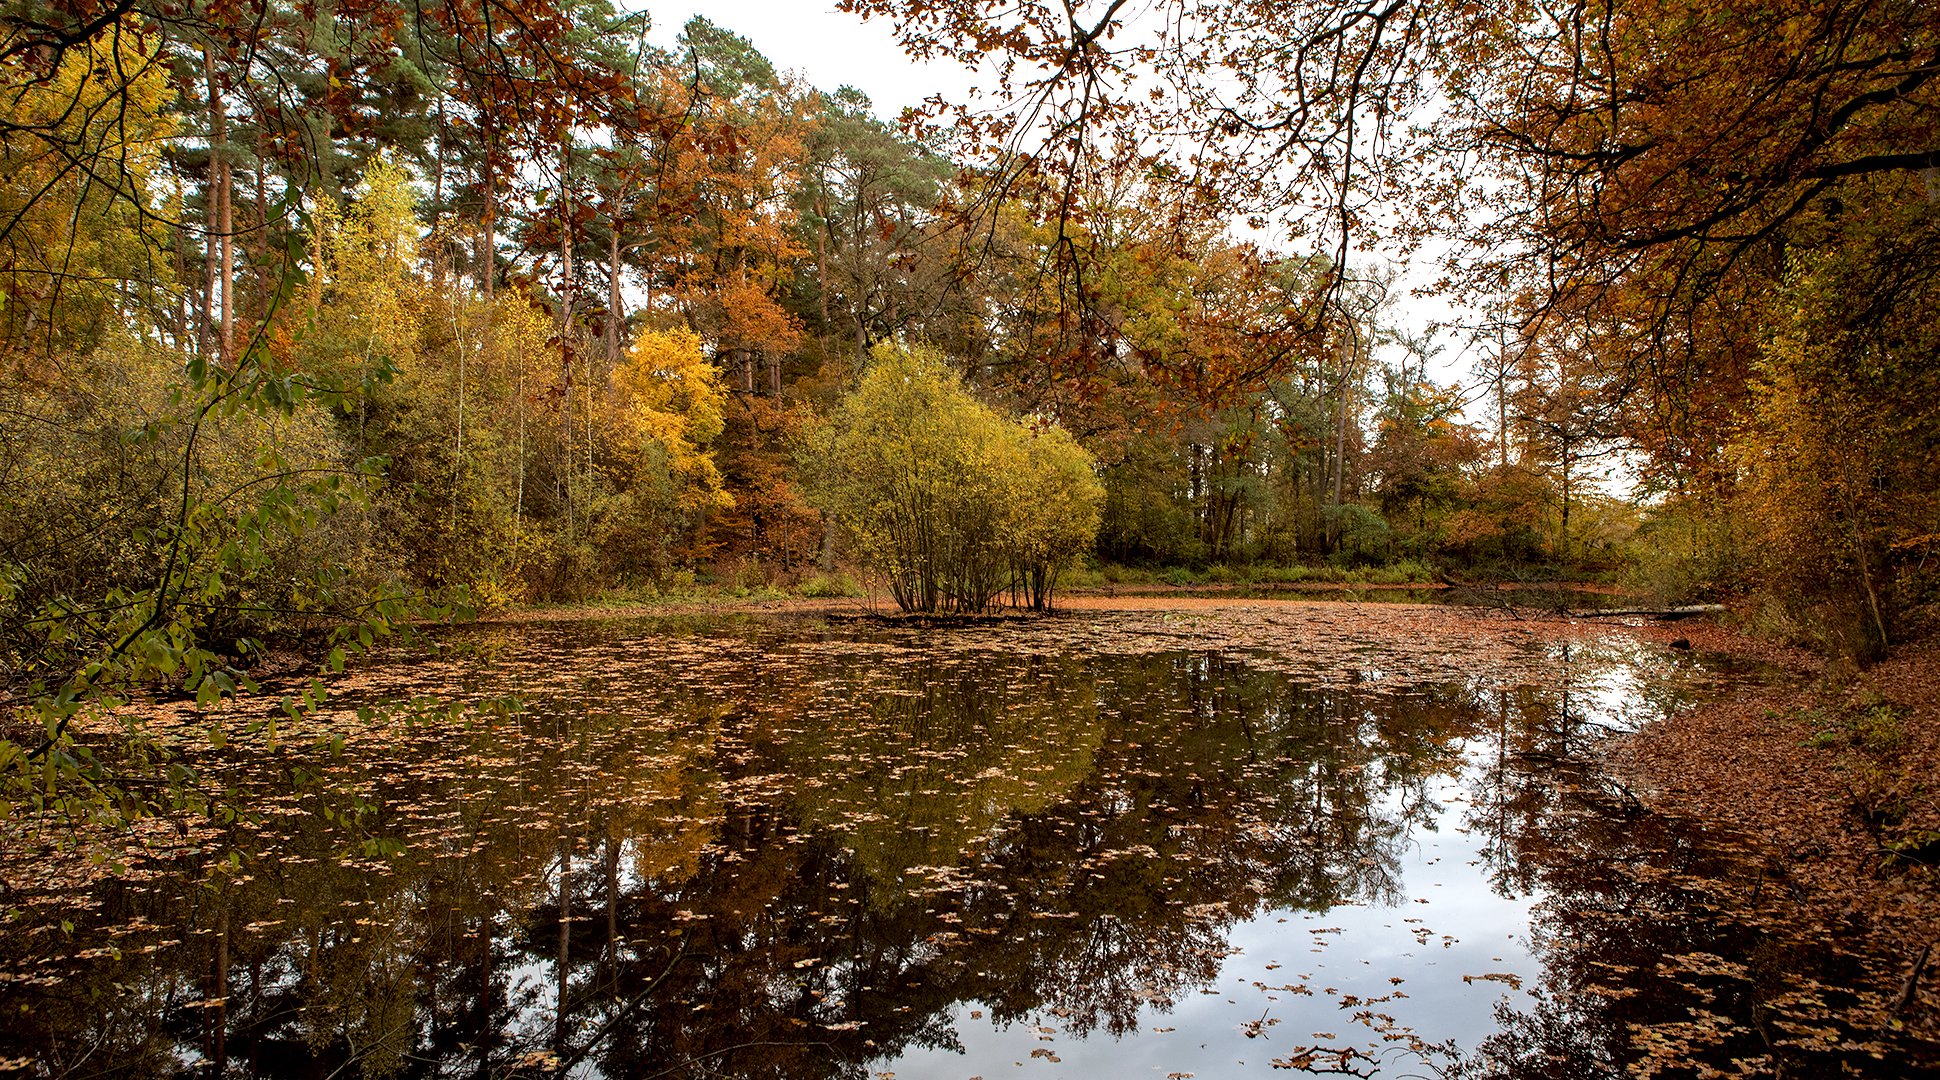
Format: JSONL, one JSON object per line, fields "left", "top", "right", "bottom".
{"left": 1569, "top": 604, "right": 1727, "bottom": 620}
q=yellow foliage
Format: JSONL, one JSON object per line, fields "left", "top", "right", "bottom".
{"left": 488, "top": 293, "right": 555, "bottom": 380}
{"left": 303, "top": 156, "right": 423, "bottom": 379}
{"left": 1728, "top": 245, "right": 1940, "bottom": 654}
{"left": 802, "top": 343, "right": 1103, "bottom": 611}
{"left": 610, "top": 327, "right": 732, "bottom": 510}
{"left": 0, "top": 24, "right": 175, "bottom": 357}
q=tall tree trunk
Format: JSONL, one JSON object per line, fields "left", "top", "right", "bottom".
{"left": 432, "top": 95, "right": 447, "bottom": 290}
{"left": 558, "top": 137, "right": 576, "bottom": 535}
{"left": 814, "top": 226, "right": 831, "bottom": 330}
{"left": 1559, "top": 436, "right": 1571, "bottom": 559}
{"left": 1329, "top": 324, "right": 1356, "bottom": 550}
{"left": 1495, "top": 330, "right": 1511, "bottom": 468}
{"left": 515, "top": 363, "right": 526, "bottom": 540}
{"left": 607, "top": 213, "right": 624, "bottom": 367}
{"left": 452, "top": 308, "right": 468, "bottom": 536}
{"left": 220, "top": 164, "right": 233, "bottom": 364}
{"left": 586, "top": 347, "right": 595, "bottom": 491}
{"left": 172, "top": 174, "right": 189, "bottom": 347}
{"left": 558, "top": 141, "right": 575, "bottom": 336}
{"left": 251, "top": 134, "right": 268, "bottom": 323}
{"left": 481, "top": 114, "right": 496, "bottom": 302}
{"left": 201, "top": 47, "right": 220, "bottom": 362}
{"left": 205, "top": 47, "right": 233, "bottom": 365}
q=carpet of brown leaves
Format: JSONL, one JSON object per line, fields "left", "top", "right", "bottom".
{"left": 1617, "top": 634, "right": 1940, "bottom": 1044}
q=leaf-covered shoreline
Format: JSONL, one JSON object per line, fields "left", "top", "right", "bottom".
{"left": 1617, "top": 637, "right": 1940, "bottom": 1050}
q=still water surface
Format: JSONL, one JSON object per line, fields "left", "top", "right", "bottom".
{"left": 0, "top": 610, "right": 1903, "bottom": 1077}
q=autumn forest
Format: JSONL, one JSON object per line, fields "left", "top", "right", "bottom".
{"left": 1, "top": 0, "right": 1938, "bottom": 1076}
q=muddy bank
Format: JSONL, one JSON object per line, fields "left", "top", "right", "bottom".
{"left": 489, "top": 586, "right": 1630, "bottom": 624}
{"left": 481, "top": 581, "right": 1637, "bottom": 624}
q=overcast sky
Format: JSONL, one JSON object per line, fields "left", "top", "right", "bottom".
{"left": 641, "top": 1, "right": 975, "bottom": 117}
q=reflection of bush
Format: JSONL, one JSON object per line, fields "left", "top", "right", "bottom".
{"left": 774, "top": 654, "right": 1106, "bottom": 892}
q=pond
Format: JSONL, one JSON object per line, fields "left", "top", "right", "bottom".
{"left": 0, "top": 606, "right": 1921, "bottom": 1077}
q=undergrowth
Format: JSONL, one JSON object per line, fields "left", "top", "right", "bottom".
{"left": 1796, "top": 692, "right": 1937, "bottom": 872}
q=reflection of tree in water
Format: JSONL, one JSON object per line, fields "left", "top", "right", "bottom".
{"left": 1, "top": 629, "right": 1499, "bottom": 1079}
{"left": 835, "top": 655, "right": 1462, "bottom": 1035}
{"left": 0, "top": 683, "right": 728, "bottom": 1080}
{"left": 1462, "top": 640, "right": 1714, "bottom": 898}
{"left": 1451, "top": 780, "right": 1893, "bottom": 1079}
{"left": 1454, "top": 645, "right": 1919, "bottom": 1079}
{"left": 768, "top": 650, "right": 1109, "bottom": 890}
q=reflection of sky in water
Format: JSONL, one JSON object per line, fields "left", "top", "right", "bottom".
{"left": 885, "top": 757, "right": 1546, "bottom": 1077}
{"left": 882, "top": 638, "right": 1742, "bottom": 1077}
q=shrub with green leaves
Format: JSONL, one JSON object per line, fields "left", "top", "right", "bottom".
{"left": 800, "top": 345, "right": 1103, "bottom": 612}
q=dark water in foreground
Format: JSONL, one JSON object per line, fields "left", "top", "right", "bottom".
{"left": 0, "top": 612, "right": 1925, "bottom": 1077}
